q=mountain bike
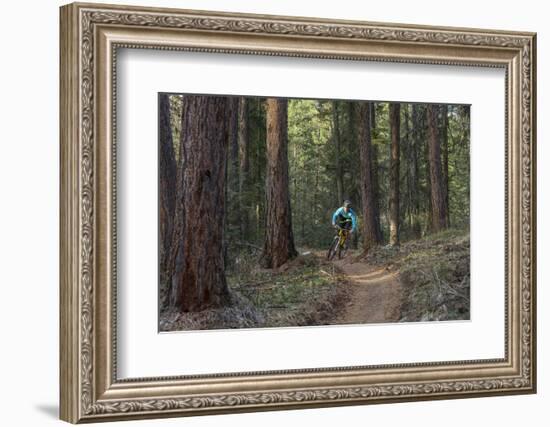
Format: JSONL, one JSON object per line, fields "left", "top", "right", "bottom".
{"left": 326, "top": 222, "right": 351, "bottom": 261}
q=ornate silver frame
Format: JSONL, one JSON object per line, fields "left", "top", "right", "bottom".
{"left": 60, "top": 2, "right": 536, "bottom": 423}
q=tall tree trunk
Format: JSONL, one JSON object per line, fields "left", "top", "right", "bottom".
{"left": 370, "top": 103, "right": 383, "bottom": 242}
{"left": 357, "top": 102, "right": 382, "bottom": 252}
{"left": 427, "top": 104, "right": 448, "bottom": 232}
{"left": 403, "top": 104, "right": 412, "bottom": 230}
{"left": 225, "top": 97, "right": 239, "bottom": 262}
{"left": 410, "top": 104, "right": 422, "bottom": 238}
{"left": 228, "top": 98, "right": 239, "bottom": 180}
{"left": 332, "top": 102, "right": 344, "bottom": 205}
{"left": 169, "top": 95, "right": 231, "bottom": 312}
{"left": 424, "top": 132, "right": 434, "bottom": 233}
{"left": 346, "top": 101, "right": 360, "bottom": 249}
{"left": 370, "top": 101, "right": 376, "bottom": 134}
{"left": 440, "top": 104, "right": 450, "bottom": 227}
{"left": 389, "top": 103, "right": 401, "bottom": 246}
{"left": 238, "top": 97, "right": 250, "bottom": 240}
{"left": 260, "top": 98, "right": 298, "bottom": 268}
{"left": 159, "top": 94, "right": 177, "bottom": 285}
{"left": 403, "top": 104, "right": 421, "bottom": 238}
{"left": 255, "top": 98, "right": 265, "bottom": 242}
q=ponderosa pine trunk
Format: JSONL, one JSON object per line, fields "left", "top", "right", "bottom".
{"left": 347, "top": 101, "right": 360, "bottom": 249}
{"left": 389, "top": 103, "right": 401, "bottom": 246}
{"left": 168, "top": 95, "right": 231, "bottom": 312}
{"left": 370, "top": 103, "right": 383, "bottom": 242}
{"left": 333, "top": 102, "right": 344, "bottom": 206}
{"left": 223, "top": 97, "right": 239, "bottom": 266}
{"left": 260, "top": 98, "right": 298, "bottom": 268}
{"left": 238, "top": 97, "right": 250, "bottom": 240}
{"left": 427, "top": 104, "right": 449, "bottom": 232}
{"left": 228, "top": 97, "right": 240, "bottom": 206}
{"left": 440, "top": 104, "right": 450, "bottom": 227}
{"left": 357, "top": 102, "right": 382, "bottom": 252}
{"left": 159, "top": 93, "right": 177, "bottom": 285}
{"left": 254, "top": 98, "right": 266, "bottom": 242}
{"left": 226, "top": 97, "right": 239, "bottom": 240}
{"left": 409, "top": 104, "right": 422, "bottom": 237}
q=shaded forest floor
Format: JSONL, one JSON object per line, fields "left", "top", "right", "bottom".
{"left": 159, "top": 229, "right": 469, "bottom": 332}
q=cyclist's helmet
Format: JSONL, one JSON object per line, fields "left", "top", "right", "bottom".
{"left": 343, "top": 199, "right": 352, "bottom": 208}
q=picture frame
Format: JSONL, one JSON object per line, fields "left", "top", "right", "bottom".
{"left": 59, "top": 2, "right": 536, "bottom": 423}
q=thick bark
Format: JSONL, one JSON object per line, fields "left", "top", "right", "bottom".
{"left": 427, "top": 104, "right": 449, "bottom": 232}
{"left": 228, "top": 98, "right": 240, "bottom": 192}
{"left": 370, "top": 103, "right": 383, "bottom": 242}
{"left": 226, "top": 97, "right": 240, "bottom": 236}
{"left": 225, "top": 97, "right": 241, "bottom": 247}
{"left": 440, "top": 104, "right": 450, "bottom": 227}
{"left": 332, "top": 102, "right": 344, "bottom": 205}
{"left": 357, "top": 102, "right": 382, "bottom": 251}
{"left": 409, "top": 104, "right": 422, "bottom": 237}
{"left": 389, "top": 103, "right": 401, "bottom": 246}
{"left": 159, "top": 94, "right": 177, "bottom": 284}
{"left": 424, "top": 115, "right": 433, "bottom": 232}
{"left": 370, "top": 101, "right": 376, "bottom": 133}
{"left": 260, "top": 98, "right": 298, "bottom": 268}
{"left": 346, "top": 102, "right": 360, "bottom": 249}
{"left": 403, "top": 105, "right": 412, "bottom": 229}
{"left": 168, "top": 95, "right": 231, "bottom": 312}
{"left": 223, "top": 97, "right": 239, "bottom": 266}
{"left": 255, "top": 98, "right": 266, "bottom": 241}
{"left": 238, "top": 97, "right": 250, "bottom": 240}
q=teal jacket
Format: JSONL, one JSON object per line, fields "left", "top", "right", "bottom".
{"left": 332, "top": 207, "right": 357, "bottom": 232}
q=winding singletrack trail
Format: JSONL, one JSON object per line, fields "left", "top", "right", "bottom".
{"left": 331, "top": 254, "right": 403, "bottom": 324}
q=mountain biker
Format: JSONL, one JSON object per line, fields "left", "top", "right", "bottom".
{"left": 331, "top": 200, "right": 357, "bottom": 236}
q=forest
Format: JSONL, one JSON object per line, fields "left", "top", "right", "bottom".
{"left": 159, "top": 93, "right": 471, "bottom": 331}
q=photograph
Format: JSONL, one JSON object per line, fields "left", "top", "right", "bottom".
{"left": 158, "top": 94, "right": 471, "bottom": 332}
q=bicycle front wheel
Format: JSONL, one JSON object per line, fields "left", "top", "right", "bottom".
{"left": 338, "top": 243, "right": 347, "bottom": 260}
{"left": 337, "top": 235, "right": 349, "bottom": 259}
{"left": 327, "top": 236, "right": 339, "bottom": 260}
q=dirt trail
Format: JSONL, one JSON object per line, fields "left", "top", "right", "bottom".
{"left": 331, "top": 255, "right": 403, "bottom": 324}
